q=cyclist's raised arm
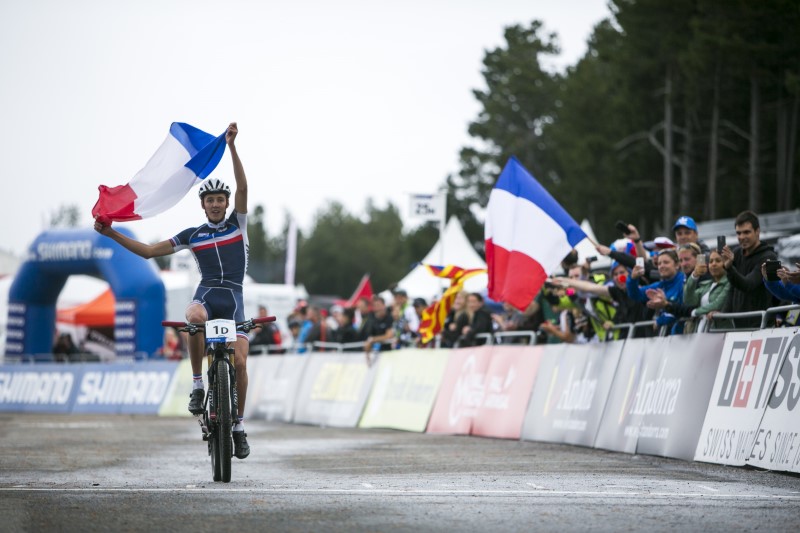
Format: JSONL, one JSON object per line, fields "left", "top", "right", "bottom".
{"left": 226, "top": 122, "right": 247, "bottom": 215}
{"left": 94, "top": 220, "right": 174, "bottom": 259}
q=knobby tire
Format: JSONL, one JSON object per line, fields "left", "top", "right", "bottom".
{"left": 215, "top": 358, "right": 233, "bottom": 482}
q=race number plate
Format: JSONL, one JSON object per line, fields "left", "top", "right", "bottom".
{"left": 205, "top": 319, "right": 237, "bottom": 343}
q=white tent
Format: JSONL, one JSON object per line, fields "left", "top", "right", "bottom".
{"left": 573, "top": 219, "right": 613, "bottom": 272}
{"left": 393, "top": 216, "right": 487, "bottom": 302}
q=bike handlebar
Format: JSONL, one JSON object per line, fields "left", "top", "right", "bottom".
{"left": 161, "top": 316, "right": 277, "bottom": 334}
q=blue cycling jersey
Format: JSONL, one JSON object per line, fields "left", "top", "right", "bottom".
{"left": 170, "top": 211, "right": 249, "bottom": 291}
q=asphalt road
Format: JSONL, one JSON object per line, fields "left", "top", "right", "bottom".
{"left": 1, "top": 414, "right": 799, "bottom": 532}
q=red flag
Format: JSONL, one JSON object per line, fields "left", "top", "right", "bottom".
{"left": 345, "top": 274, "right": 373, "bottom": 308}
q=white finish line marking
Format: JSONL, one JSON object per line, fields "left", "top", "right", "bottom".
{"left": 1, "top": 487, "right": 798, "bottom": 501}
{"left": 696, "top": 485, "right": 719, "bottom": 493}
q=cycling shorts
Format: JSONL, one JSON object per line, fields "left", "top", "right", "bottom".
{"left": 190, "top": 286, "right": 246, "bottom": 338}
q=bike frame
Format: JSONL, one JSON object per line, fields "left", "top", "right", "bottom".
{"left": 162, "top": 315, "right": 276, "bottom": 482}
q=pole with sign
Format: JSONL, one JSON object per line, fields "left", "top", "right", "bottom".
{"left": 409, "top": 193, "right": 448, "bottom": 291}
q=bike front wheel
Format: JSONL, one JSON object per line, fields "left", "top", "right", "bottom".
{"left": 212, "top": 359, "right": 233, "bottom": 482}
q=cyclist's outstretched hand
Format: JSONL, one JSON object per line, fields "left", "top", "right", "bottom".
{"left": 226, "top": 122, "right": 238, "bottom": 146}
{"left": 94, "top": 217, "right": 112, "bottom": 235}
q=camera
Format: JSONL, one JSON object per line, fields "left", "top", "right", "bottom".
{"left": 717, "top": 235, "right": 726, "bottom": 253}
{"left": 615, "top": 220, "right": 631, "bottom": 235}
{"left": 586, "top": 256, "right": 598, "bottom": 263}
{"left": 765, "top": 259, "right": 782, "bottom": 282}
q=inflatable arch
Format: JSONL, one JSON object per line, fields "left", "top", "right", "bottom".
{"left": 5, "top": 228, "right": 165, "bottom": 359}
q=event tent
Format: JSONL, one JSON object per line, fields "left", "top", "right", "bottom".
{"left": 56, "top": 289, "right": 115, "bottom": 326}
{"left": 394, "top": 216, "right": 488, "bottom": 301}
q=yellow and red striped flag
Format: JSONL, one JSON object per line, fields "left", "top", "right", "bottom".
{"left": 418, "top": 265, "right": 486, "bottom": 344}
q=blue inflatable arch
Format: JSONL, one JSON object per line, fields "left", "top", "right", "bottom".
{"left": 5, "top": 228, "right": 165, "bottom": 360}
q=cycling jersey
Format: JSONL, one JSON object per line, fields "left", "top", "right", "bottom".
{"left": 170, "top": 211, "right": 249, "bottom": 292}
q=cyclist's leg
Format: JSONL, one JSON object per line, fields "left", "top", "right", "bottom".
{"left": 234, "top": 335, "right": 249, "bottom": 416}
{"left": 185, "top": 302, "right": 208, "bottom": 376}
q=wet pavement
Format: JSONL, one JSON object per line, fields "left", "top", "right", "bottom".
{"left": 1, "top": 414, "right": 799, "bottom": 532}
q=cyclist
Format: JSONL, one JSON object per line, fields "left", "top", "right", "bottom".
{"left": 94, "top": 122, "right": 253, "bottom": 459}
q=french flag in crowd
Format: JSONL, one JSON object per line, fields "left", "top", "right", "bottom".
{"left": 485, "top": 157, "right": 586, "bottom": 311}
{"left": 92, "top": 123, "right": 227, "bottom": 224}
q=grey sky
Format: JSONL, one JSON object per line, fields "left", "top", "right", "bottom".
{"left": 0, "top": 0, "right": 609, "bottom": 256}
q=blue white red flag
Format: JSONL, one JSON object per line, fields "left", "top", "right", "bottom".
{"left": 484, "top": 157, "right": 586, "bottom": 311}
{"left": 92, "top": 123, "right": 227, "bottom": 224}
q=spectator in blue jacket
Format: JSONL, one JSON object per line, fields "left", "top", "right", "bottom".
{"left": 627, "top": 249, "right": 685, "bottom": 333}
{"left": 762, "top": 261, "right": 800, "bottom": 303}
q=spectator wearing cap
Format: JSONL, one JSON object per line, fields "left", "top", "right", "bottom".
{"left": 673, "top": 216, "right": 710, "bottom": 253}
{"left": 720, "top": 210, "right": 778, "bottom": 325}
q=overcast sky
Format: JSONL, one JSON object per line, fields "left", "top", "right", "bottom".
{"left": 0, "top": 0, "right": 610, "bottom": 257}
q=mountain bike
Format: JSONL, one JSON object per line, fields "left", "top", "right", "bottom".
{"left": 162, "top": 315, "right": 275, "bottom": 482}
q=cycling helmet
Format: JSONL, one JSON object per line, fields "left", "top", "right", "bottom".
{"left": 198, "top": 178, "right": 231, "bottom": 198}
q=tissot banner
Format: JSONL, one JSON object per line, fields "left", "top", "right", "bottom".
{"left": 634, "top": 333, "right": 725, "bottom": 460}
{"left": 292, "top": 353, "right": 376, "bottom": 427}
{"left": 522, "top": 341, "right": 623, "bottom": 447}
{"left": 740, "top": 327, "right": 800, "bottom": 473}
{"left": 694, "top": 330, "right": 790, "bottom": 466}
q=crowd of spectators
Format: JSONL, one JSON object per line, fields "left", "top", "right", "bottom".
{"left": 147, "top": 209, "right": 796, "bottom": 361}
{"left": 266, "top": 209, "right": 798, "bottom": 357}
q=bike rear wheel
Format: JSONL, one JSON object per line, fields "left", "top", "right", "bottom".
{"left": 212, "top": 358, "right": 233, "bottom": 482}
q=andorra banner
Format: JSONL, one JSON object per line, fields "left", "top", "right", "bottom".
{"left": 522, "top": 341, "right": 623, "bottom": 447}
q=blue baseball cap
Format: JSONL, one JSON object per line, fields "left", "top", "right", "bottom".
{"left": 673, "top": 216, "right": 698, "bottom": 232}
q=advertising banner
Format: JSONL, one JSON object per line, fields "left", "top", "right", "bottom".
{"left": 694, "top": 330, "right": 789, "bottom": 466}
{"left": 741, "top": 328, "right": 800, "bottom": 473}
{"left": 471, "top": 345, "right": 544, "bottom": 439}
{"left": 0, "top": 363, "right": 83, "bottom": 413}
{"left": 522, "top": 341, "right": 623, "bottom": 447}
{"left": 593, "top": 337, "right": 667, "bottom": 453}
{"left": 250, "top": 356, "right": 309, "bottom": 422}
{"left": 158, "top": 358, "right": 193, "bottom": 417}
{"left": 426, "top": 346, "right": 493, "bottom": 435}
{"left": 359, "top": 349, "right": 451, "bottom": 432}
{"left": 72, "top": 361, "right": 178, "bottom": 415}
{"left": 634, "top": 333, "right": 725, "bottom": 460}
{"left": 292, "top": 353, "right": 376, "bottom": 427}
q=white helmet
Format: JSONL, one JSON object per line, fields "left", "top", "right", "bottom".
{"left": 198, "top": 178, "right": 231, "bottom": 198}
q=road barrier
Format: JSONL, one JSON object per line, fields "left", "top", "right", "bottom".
{"left": 1, "top": 326, "right": 799, "bottom": 475}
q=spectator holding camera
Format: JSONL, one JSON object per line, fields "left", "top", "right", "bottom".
{"left": 762, "top": 260, "right": 800, "bottom": 304}
{"left": 553, "top": 261, "right": 653, "bottom": 339}
{"left": 720, "top": 211, "right": 778, "bottom": 324}
{"left": 682, "top": 249, "right": 731, "bottom": 331}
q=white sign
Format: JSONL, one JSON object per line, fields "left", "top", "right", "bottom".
{"left": 205, "top": 319, "right": 237, "bottom": 343}
{"left": 744, "top": 327, "right": 800, "bottom": 473}
{"left": 409, "top": 193, "right": 444, "bottom": 222}
{"left": 694, "top": 330, "right": 791, "bottom": 466}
